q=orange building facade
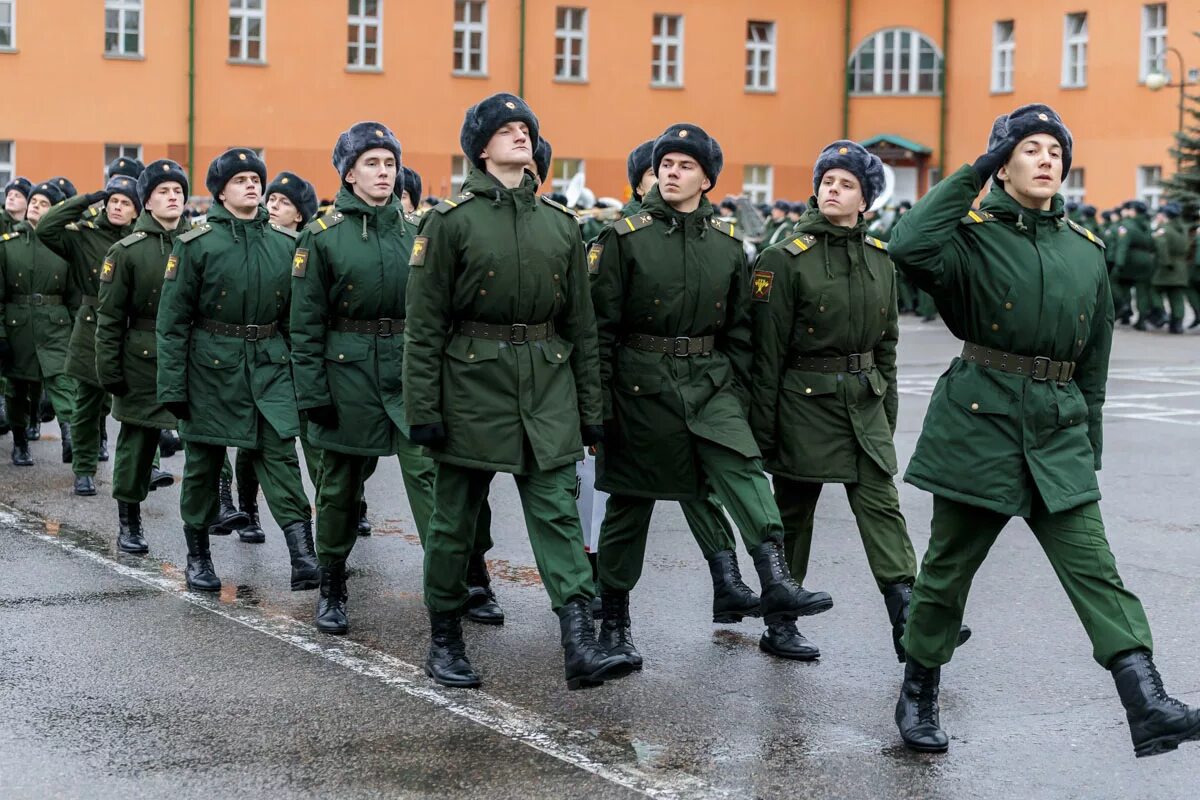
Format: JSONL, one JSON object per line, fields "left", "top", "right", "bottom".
{"left": 0, "top": 0, "right": 1195, "bottom": 210}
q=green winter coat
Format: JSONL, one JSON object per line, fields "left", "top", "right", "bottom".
{"left": 888, "top": 164, "right": 1111, "bottom": 518}
{"left": 1114, "top": 214, "right": 1155, "bottom": 283}
{"left": 750, "top": 205, "right": 899, "bottom": 483}
{"left": 589, "top": 185, "right": 756, "bottom": 500}
{"left": 96, "top": 212, "right": 186, "bottom": 429}
{"left": 291, "top": 188, "right": 417, "bottom": 456}
{"left": 0, "top": 222, "right": 75, "bottom": 381}
{"left": 37, "top": 193, "right": 132, "bottom": 386}
{"left": 1151, "top": 218, "right": 1189, "bottom": 289}
{"left": 0, "top": 209, "right": 22, "bottom": 235}
{"left": 403, "top": 168, "right": 602, "bottom": 474}
{"left": 157, "top": 203, "right": 300, "bottom": 447}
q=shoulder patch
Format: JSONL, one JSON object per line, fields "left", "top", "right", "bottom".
{"left": 117, "top": 230, "right": 148, "bottom": 248}
{"left": 164, "top": 253, "right": 179, "bottom": 281}
{"left": 782, "top": 234, "right": 817, "bottom": 256}
{"left": 615, "top": 212, "right": 655, "bottom": 237}
{"left": 270, "top": 222, "right": 300, "bottom": 239}
{"left": 960, "top": 209, "right": 996, "bottom": 225}
{"left": 864, "top": 235, "right": 888, "bottom": 252}
{"left": 305, "top": 212, "right": 345, "bottom": 235}
{"left": 751, "top": 270, "right": 775, "bottom": 302}
{"left": 80, "top": 220, "right": 97, "bottom": 230}
{"left": 540, "top": 195, "right": 578, "bottom": 217}
{"left": 1065, "top": 219, "right": 1104, "bottom": 249}
{"left": 409, "top": 236, "right": 429, "bottom": 267}
{"left": 177, "top": 223, "right": 212, "bottom": 243}
{"left": 0, "top": 231, "right": 21, "bottom": 242}
{"left": 587, "top": 243, "right": 603, "bottom": 275}
{"left": 99, "top": 257, "right": 116, "bottom": 283}
{"left": 292, "top": 248, "right": 309, "bottom": 277}
{"left": 708, "top": 217, "right": 744, "bottom": 242}
{"left": 434, "top": 192, "right": 476, "bottom": 215}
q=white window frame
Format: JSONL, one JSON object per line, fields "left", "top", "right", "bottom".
{"left": 103, "top": 143, "right": 143, "bottom": 180}
{"left": 450, "top": 156, "right": 469, "bottom": 196}
{"left": 551, "top": 158, "right": 584, "bottom": 195}
{"left": 1137, "top": 165, "right": 1163, "bottom": 208}
{"left": 0, "top": 140, "right": 14, "bottom": 186}
{"left": 1062, "top": 169, "right": 1086, "bottom": 206}
{"left": 651, "top": 13, "right": 684, "bottom": 88}
{"left": 744, "top": 21, "right": 776, "bottom": 92}
{"left": 743, "top": 165, "right": 773, "bottom": 205}
{"left": 991, "top": 20, "right": 1014, "bottom": 93}
{"left": 1061, "top": 12, "right": 1088, "bottom": 88}
{"left": 229, "top": 0, "right": 267, "bottom": 64}
{"left": 347, "top": 0, "right": 382, "bottom": 71}
{"left": 554, "top": 7, "right": 587, "bottom": 82}
{"left": 453, "top": 0, "right": 488, "bottom": 77}
{"left": 104, "top": 0, "right": 143, "bottom": 58}
{"left": 849, "top": 27, "right": 942, "bottom": 96}
{"left": 1140, "top": 4, "right": 1167, "bottom": 82}
{"left": 0, "top": 0, "right": 16, "bottom": 51}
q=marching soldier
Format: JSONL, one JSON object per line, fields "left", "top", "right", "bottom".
{"left": 888, "top": 104, "right": 1200, "bottom": 757}
{"left": 588, "top": 123, "right": 831, "bottom": 671}
{"left": 751, "top": 140, "right": 970, "bottom": 661}
{"left": 1115, "top": 201, "right": 1157, "bottom": 330}
{"left": 1150, "top": 203, "right": 1189, "bottom": 335}
{"left": 96, "top": 160, "right": 191, "bottom": 553}
{"left": 0, "top": 181, "right": 78, "bottom": 467}
{"left": 38, "top": 174, "right": 139, "bottom": 495}
{"left": 157, "top": 148, "right": 319, "bottom": 593}
{"left": 405, "top": 93, "right": 635, "bottom": 689}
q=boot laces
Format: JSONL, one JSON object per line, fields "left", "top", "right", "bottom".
{"left": 915, "top": 666, "right": 938, "bottom": 723}
{"left": 1144, "top": 660, "right": 1185, "bottom": 708}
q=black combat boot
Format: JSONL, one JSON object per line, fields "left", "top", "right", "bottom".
{"left": 1190, "top": 316, "right": 1200, "bottom": 330}
{"left": 1169, "top": 319, "right": 1184, "bottom": 335}
{"left": 896, "top": 658, "right": 949, "bottom": 752}
{"left": 158, "top": 429, "right": 181, "bottom": 458}
{"left": 25, "top": 421, "right": 40, "bottom": 441}
{"left": 183, "top": 526, "right": 221, "bottom": 592}
{"left": 1133, "top": 317, "right": 1149, "bottom": 331}
{"left": 425, "top": 611, "right": 481, "bottom": 688}
{"left": 38, "top": 392, "right": 55, "bottom": 423}
{"left": 116, "top": 501, "right": 148, "bottom": 554}
{"left": 73, "top": 475, "right": 97, "bottom": 496}
{"left": 357, "top": 498, "right": 372, "bottom": 536}
{"left": 883, "top": 582, "right": 972, "bottom": 663}
{"left": 706, "top": 549, "right": 761, "bottom": 623}
{"left": 1117, "top": 305, "right": 1133, "bottom": 325}
{"left": 465, "top": 553, "right": 504, "bottom": 625}
{"left": 1110, "top": 649, "right": 1200, "bottom": 758}
{"left": 281, "top": 520, "right": 321, "bottom": 591}
{"left": 60, "top": 420, "right": 72, "bottom": 463}
{"left": 558, "top": 598, "right": 636, "bottom": 690}
{"left": 750, "top": 539, "right": 833, "bottom": 621}
{"left": 207, "top": 475, "right": 249, "bottom": 536}
{"left": 148, "top": 466, "right": 175, "bottom": 490}
{"left": 98, "top": 430, "right": 109, "bottom": 462}
{"left": 598, "top": 589, "right": 642, "bottom": 668}
{"left": 315, "top": 561, "right": 349, "bottom": 635}
{"left": 237, "top": 479, "right": 265, "bottom": 544}
{"left": 1149, "top": 308, "right": 1167, "bottom": 329}
{"left": 759, "top": 619, "right": 820, "bottom": 660}
{"left": 0, "top": 395, "right": 9, "bottom": 436}
{"left": 11, "top": 426, "right": 33, "bottom": 466}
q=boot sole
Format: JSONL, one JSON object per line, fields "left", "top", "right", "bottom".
{"left": 713, "top": 607, "right": 761, "bottom": 624}
{"left": 466, "top": 612, "right": 505, "bottom": 626}
{"left": 74, "top": 487, "right": 97, "bottom": 497}
{"left": 117, "top": 543, "right": 149, "bottom": 554}
{"left": 425, "top": 665, "right": 481, "bottom": 689}
{"left": 149, "top": 476, "right": 175, "bottom": 489}
{"left": 291, "top": 577, "right": 321, "bottom": 592}
{"left": 764, "top": 597, "right": 833, "bottom": 623}
{"left": 238, "top": 534, "right": 266, "bottom": 544}
{"left": 759, "top": 640, "right": 821, "bottom": 661}
{"left": 567, "top": 657, "right": 637, "bottom": 690}
{"left": 1134, "top": 719, "right": 1200, "bottom": 758}
{"left": 903, "top": 738, "right": 949, "bottom": 753}
{"left": 185, "top": 581, "right": 221, "bottom": 592}
{"left": 315, "top": 622, "right": 349, "bottom": 635}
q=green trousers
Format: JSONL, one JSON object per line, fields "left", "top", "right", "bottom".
{"left": 1158, "top": 286, "right": 1187, "bottom": 323}
{"left": 903, "top": 495, "right": 1153, "bottom": 669}
{"left": 71, "top": 382, "right": 110, "bottom": 478}
{"left": 1134, "top": 281, "right": 1159, "bottom": 319}
{"left": 112, "top": 423, "right": 162, "bottom": 503}
{"left": 599, "top": 440, "right": 783, "bottom": 592}
{"left": 424, "top": 461, "right": 591, "bottom": 613}
{"left": 1185, "top": 286, "right": 1200, "bottom": 321}
{"left": 6, "top": 375, "right": 75, "bottom": 432}
{"left": 774, "top": 454, "right": 917, "bottom": 592}
{"left": 180, "top": 419, "right": 309, "bottom": 531}
{"left": 680, "top": 495, "right": 738, "bottom": 558}
{"left": 1112, "top": 280, "right": 1131, "bottom": 316}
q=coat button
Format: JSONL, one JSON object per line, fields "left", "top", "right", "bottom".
{"left": 1079, "top": 314, "right": 1086, "bottom": 321}
{"left": 715, "top": 302, "right": 722, "bottom": 309}
{"left": 991, "top": 323, "right": 999, "bottom": 331}
{"left": 818, "top": 305, "right": 825, "bottom": 312}
{"left": 487, "top": 270, "right": 495, "bottom": 277}
{"left": 1077, "top": 339, "right": 1083, "bottom": 346}
{"left": 348, "top": 284, "right": 354, "bottom": 290}
{"left": 553, "top": 274, "right": 560, "bottom": 281}
{"left": 220, "top": 290, "right": 226, "bottom": 296}
{"left": 807, "top": 327, "right": 814, "bottom": 334}
{"left": 556, "top": 353, "right": 563, "bottom": 359}
{"left": 338, "top": 354, "right": 344, "bottom": 360}
{"left": 468, "top": 353, "right": 475, "bottom": 360}
{"left": 880, "top": 307, "right": 886, "bottom": 315}
{"left": 654, "top": 299, "right": 661, "bottom": 306}
{"left": 213, "top": 359, "right": 220, "bottom": 365}
{"left": 1005, "top": 302, "right": 1013, "bottom": 310}
{"left": 633, "top": 385, "right": 640, "bottom": 392}
{"left": 805, "top": 388, "right": 812, "bottom": 394}
{"left": 970, "top": 402, "right": 980, "bottom": 411}
{"left": 142, "top": 349, "right": 148, "bottom": 355}
{"left": 479, "top": 289, "right": 487, "bottom": 296}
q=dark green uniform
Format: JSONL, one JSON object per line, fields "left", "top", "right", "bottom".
{"left": 38, "top": 193, "right": 130, "bottom": 479}
{"left": 888, "top": 164, "right": 1152, "bottom": 669}
{"left": 750, "top": 206, "right": 915, "bottom": 591}
{"left": 1151, "top": 218, "right": 1189, "bottom": 326}
{"left": 404, "top": 168, "right": 600, "bottom": 613}
{"left": 1115, "top": 213, "right": 1158, "bottom": 325}
{"left": 157, "top": 203, "right": 310, "bottom": 533}
{"left": 96, "top": 212, "right": 184, "bottom": 503}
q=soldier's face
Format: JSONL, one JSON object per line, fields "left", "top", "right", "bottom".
{"left": 146, "top": 181, "right": 185, "bottom": 223}
{"left": 346, "top": 148, "right": 397, "bottom": 205}
{"left": 399, "top": 190, "right": 415, "bottom": 214}
{"left": 636, "top": 168, "right": 657, "bottom": 198}
{"left": 818, "top": 168, "right": 866, "bottom": 222}
{"left": 657, "top": 153, "right": 710, "bottom": 204}
{"left": 267, "top": 192, "right": 303, "bottom": 229}
{"left": 25, "top": 195, "right": 51, "bottom": 225}
{"left": 4, "top": 190, "right": 26, "bottom": 217}
{"left": 106, "top": 193, "right": 138, "bottom": 226}
{"left": 219, "top": 172, "right": 262, "bottom": 211}
{"left": 997, "top": 133, "right": 1062, "bottom": 207}
{"left": 482, "top": 122, "right": 533, "bottom": 168}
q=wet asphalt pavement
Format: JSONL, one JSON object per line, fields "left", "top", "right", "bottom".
{"left": 2, "top": 321, "right": 1200, "bottom": 799}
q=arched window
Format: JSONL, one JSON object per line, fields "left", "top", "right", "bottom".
{"left": 849, "top": 28, "right": 942, "bottom": 95}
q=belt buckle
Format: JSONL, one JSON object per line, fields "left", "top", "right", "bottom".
{"left": 672, "top": 336, "right": 692, "bottom": 357}
{"left": 377, "top": 318, "right": 394, "bottom": 337}
{"left": 510, "top": 323, "right": 528, "bottom": 344}
{"left": 847, "top": 353, "right": 863, "bottom": 373}
{"left": 1031, "top": 356, "right": 1051, "bottom": 381}
{"left": 30, "top": 293, "right": 44, "bottom": 306}
{"left": 243, "top": 324, "right": 261, "bottom": 342}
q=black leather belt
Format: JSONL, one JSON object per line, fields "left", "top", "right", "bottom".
{"left": 11, "top": 293, "right": 64, "bottom": 306}
{"left": 129, "top": 317, "right": 156, "bottom": 332}
{"left": 458, "top": 320, "right": 554, "bottom": 343}
{"left": 197, "top": 318, "right": 278, "bottom": 341}
{"left": 624, "top": 333, "right": 715, "bottom": 357}
{"left": 332, "top": 317, "right": 405, "bottom": 336}
{"left": 961, "top": 342, "right": 1075, "bottom": 383}
{"left": 790, "top": 351, "right": 875, "bottom": 373}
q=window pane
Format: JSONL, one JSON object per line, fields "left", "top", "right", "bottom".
{"left": 247, "top": 39, "right": 260, "bottom": 60}
{"left": 364, "top": 0, "right": 378, "bottom": 17}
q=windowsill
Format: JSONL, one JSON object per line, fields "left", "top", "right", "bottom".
{"left": 453, "top": 71, "right": 489, "bottom": 79}
{"left": 0, "top": 47, "right": 16, "bottom": 54}
{"left": 1059, "top": 83, "right": 1088, "bottom": 90}
{"left": 345, "top": 65, "right": 383, "bottom": 74}
{"left": 228, "top": 58, "right": 268, "bottom": 67}
{"left": 553, "top": 76, "right": 589, "bottom": 85}
{"left": 744, "top": 87, "right": 777, "bottom": 95}
{"left": 990, "top": 88, "right": 1015, "bottom": 95}
{"left": 848, "top": 91, "right": 942, "bottom": 98}
{"left": 103, "top": 52, "right": 145, "bottom": 61}
{"left": 650, "top": 82, "right": 685, "bottom": 90}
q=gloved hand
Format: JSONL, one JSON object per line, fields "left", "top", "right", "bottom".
{"left": 581, "top": 424, "right": 604, "bottom": 447}
{"left": 103, "top": 379, "right": 130, "bottom": 397}
{"left": 84, "top": 190, "right": 108, "bottom": 206}
{"left": 165, "top": 401, "right": 191, "bottom": 421}
{"left": 409, "top": 421, "right": 447, "bottom": 449}
{"left": 0, "top": 339, "right": 12, "bottom": 371}
{"left": 305, "top": 404, "right": 339, "bottom": 430}
{"left": 971, "top": 136, "right": 1018, "bottom": 185}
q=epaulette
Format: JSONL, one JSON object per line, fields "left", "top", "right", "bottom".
{"left": 305, "top": 211, "right": 345, "bottom": 235}
{"left": 864, "top": 235, "right": 888, "bottom": 252}
{"left": 177, "top": 223, "right": 213, "bottom": 243}
{"left": 79, "top": 220, "right": 97, "bottom": 230}
{"left": 403, "top": 211, "right": 419, "bottom": 226}
{"left": 782, "top": 233, "right": 817, "bottom": 256}
{"left": 708, "top": 217, "right": 744, "bottom": 242}
{"left": 269, "top": 221, "right": 299, "bottom": 239}
{"left": 117, "top": 231, "right": 148, "bottom": 248}
{"left": 84, "top": 203, "right": 103, "bottom": 219}
{"left": 1067, "top": 218, "right": 1105, "bottom": 250}
{"left": 960, "top": 209, "right": 996, "bottom": 225}
{"left": 615, "top": 212, "right": 655, "bottom": 237}
{"left": 0, "top": 231, "right": 20, "bottom": 243}
{"left": 433, "top": 192, "right": 475, "bottom": 214}
{"left": 540, "top": 195, "right": 577, "bottom": 217}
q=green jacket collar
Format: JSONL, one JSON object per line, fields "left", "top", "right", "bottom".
{"left": 134, "top": 211, "right": 186, "bottom": 237}
{"left": 333, "top": 186, "right": 401, "bottom": 234}
{"left": 639, "top": 184, "right": 715, "bottom": 236}
{"left": 206, "top": 201, "right": 269, "bottom": 232}
{"left": 463, "top": 167, "right": 539, "bottom": 210}
{"left": 979, "top": 184, "right": 1066, "bottom": 234}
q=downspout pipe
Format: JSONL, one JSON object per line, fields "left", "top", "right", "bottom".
{"left": 518, "top": 0, "right": 527, "bottom": 98}
{"left": 188, "top": 0, "right": 196, "bottom": 189}
{"left": 842, "top": 0, "right": 852, "bottom": 138}
{"left": 938, "top": 0, "right": 949, "bottom": 177}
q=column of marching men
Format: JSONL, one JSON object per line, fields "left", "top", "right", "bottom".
{"left": 1, "top": 94, "right": 1199, "bottom": 757}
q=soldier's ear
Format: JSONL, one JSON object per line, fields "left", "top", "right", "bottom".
{"left": 995, "top": 163, "right": 1010, "bottom": 183}
{"left": 701, "top": 176, "right": 711, "bottom": 193}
